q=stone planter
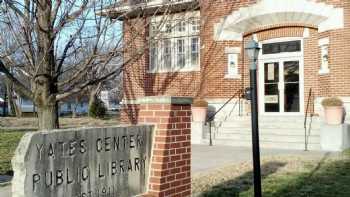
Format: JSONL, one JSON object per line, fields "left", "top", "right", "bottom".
{"left": 192, "top": 107, "right": 208, "bottom": 122}
{"left": 324, "top": 106, "right": 345, "bottom": 125}
{"left": 321, "top": 124, "right": 350, "bottom": 151}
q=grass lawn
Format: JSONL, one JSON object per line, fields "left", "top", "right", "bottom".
{"left": 0, "top": 115, "right": 120, "bottom": 129}
{"left": 0, "top": 131, "right": 25, "bottom": 175}
{"left": 193, "top": 152, "right": 350, "bottom": 197}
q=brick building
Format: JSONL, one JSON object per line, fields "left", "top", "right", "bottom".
{"left": 104, "top": 0, "right": 350, "bottom": 150}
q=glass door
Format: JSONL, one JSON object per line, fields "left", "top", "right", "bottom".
{"left": 262, "top": 59, "right": 301, "bottom": 113}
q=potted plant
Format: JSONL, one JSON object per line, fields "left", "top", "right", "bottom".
{"left": 321, "top": 97, "right": 345, "bottom": 125}
{"left": 192, "top": 98, "right": 208, "bottom": 122}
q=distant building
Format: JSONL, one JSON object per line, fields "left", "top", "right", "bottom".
{"left": 100, "top": 90, "right": 121, "bottom": 111}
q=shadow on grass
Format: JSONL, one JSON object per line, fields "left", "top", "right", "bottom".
{"left": 201, "top": 161, "right": 287, "bottom": 197}
{"left": 201, "top": 153, "right": 350, "bottom": 197}
{"left": 256, "top": 153, "right": 350, "bottom": 197}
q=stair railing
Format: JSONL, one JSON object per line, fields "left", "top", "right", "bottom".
{"left": 206, "top": 89, "right": 244, "bottom": 146}
{"left": 304, "top": 88, "right": 314, "bottom": 151}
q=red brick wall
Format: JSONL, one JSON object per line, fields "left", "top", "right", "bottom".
{"left": 135, "top": 103, "right": 192, "bottom": 197}
{"left": 122, "top": 0, "right": 350, "bottom": 104}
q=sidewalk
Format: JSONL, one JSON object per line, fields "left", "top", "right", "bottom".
{"left": 191, "top": 144, "right": 332, "bottom": 174}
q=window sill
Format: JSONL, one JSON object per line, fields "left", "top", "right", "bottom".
{"left": 319, "top": 68, "right": 330, "bottom": 75}
{"left": 148, "top": 67, "right": 200, "bottom": 74}
{"left": 225, "top": 74, "right": 241, "bottom": 79}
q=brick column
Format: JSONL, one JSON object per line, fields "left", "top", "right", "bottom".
{"left": 126, "top": 96, "right": 193, "bottom": 197}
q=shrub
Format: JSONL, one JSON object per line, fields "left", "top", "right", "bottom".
{"left": 321, "top": 97, "right": 343, "bottom": 107}
{"left": 89, "top": 98, "right": 107, "bottom": 118}
{"left": 192, "top": 98, "right": 208, "bottom": 107}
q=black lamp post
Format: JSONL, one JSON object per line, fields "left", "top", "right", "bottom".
{"left": 245, "top": 39, "right": 262, "bottom": 197}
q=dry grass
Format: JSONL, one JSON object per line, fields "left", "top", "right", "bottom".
{"left": 192, "top": 153, "right": 350, "bottom": 197}
{"left": 0, "top": 115, "right": 120, "bottom": 130}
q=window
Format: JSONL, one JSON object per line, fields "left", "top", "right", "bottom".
{"left": 318, "top": 37, "right": 330, "bottom": 74}
{"left": 227, "top": 53, "right": 238, "bottom": 76}
{"left": 149, "top": 12, "right": 200, "bottom": 72}
{"left": 262, "top": 40, "right": 301, "bottom": 55}
{"left": 177, "top": 20, "right": 187, "bottom": 33}
{"left": 190, "top": 18, "right": 200, "bottom": 33}
{"left": 165, "top": 22, "right": 172, "bottom": 34}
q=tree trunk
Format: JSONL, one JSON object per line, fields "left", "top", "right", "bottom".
{"left": 32, "top": 75, "right": 59, "bottom": 130}
{"left": 6, "top": 82, "right": 16, "bottom": 116}
{"left": 37, "top": 102, "right": 59, "bottom": 130}
{"left": 6, "top": 80, "right": 22, "bottom": 117}
{"left": 88, "top": 83, "right": 102, "bottom": 117}
{"left": 72, "top": 98, "right": 78, "bottom": 118}
{"left": 88, "top": 90, "right": 97, "bottom": 117}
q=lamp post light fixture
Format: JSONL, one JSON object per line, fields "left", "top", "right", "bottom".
{"left": 245, "top": 39, "right": 262, "bottom": 197}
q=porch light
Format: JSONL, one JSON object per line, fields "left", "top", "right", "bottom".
{"left": 245, "top": 39, "right": 261, "bottom": 64}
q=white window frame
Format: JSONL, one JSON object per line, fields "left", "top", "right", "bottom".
{"left": 226, "top": 53, "right": 239, "bottom": 77}
{"left": 224, "top": 47, "right": 241, "bottom": 79}
{"left": 148, "top": 11, "right": 200, "bottom": 73}
{"left": 318, "top": 37, "right": 330, "bottom": 75}
{"left": 190, "top": 36, "right": 200, "bottom": 68}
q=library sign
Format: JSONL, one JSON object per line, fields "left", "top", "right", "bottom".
{"left": 12, "top": 126, "right": 154, "bottom": 197}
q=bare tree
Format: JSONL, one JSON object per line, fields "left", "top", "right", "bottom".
{"left": 0, "top": 0, "right": 132, "bottom": 129}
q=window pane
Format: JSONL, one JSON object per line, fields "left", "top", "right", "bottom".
{"left": 262, "top": 40, "right": 301, "bottom": 54}
{"left": 284, "top": 61, "right": 299, "bottom": 82}
{"left": 150, "top": 23, "right": 159, "bottom": 37}
{"left": 162, "top": 39, "right": 172, "bottom": 69}
{"left": 191, "top": 37, "right": 199, "bottom": 66}
{"left": 176, "top": 20, "right": 186, "bottom": 32}
{"left": 285, "top": 83, "right": 300, "bottom": 112}
{"left": 190, "top": 18, "right": 200, "bottom": 32}
{"left": 265, "top": 84, "right": 280, "bottom": 112}
{"left": 150, "top": 41, "right": 158, "bottom": 70}
{"left": 264, "top": 62, "right": 279, "bottom": 83}
{"left": 284, "top": 61, "right": 300, "bottom": 112}
{"left": 177, "top": 39, "right": 185, "bottom": 68}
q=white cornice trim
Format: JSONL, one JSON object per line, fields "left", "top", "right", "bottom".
{"left": 214, "top": 0, "right": 344, "bottom": 41}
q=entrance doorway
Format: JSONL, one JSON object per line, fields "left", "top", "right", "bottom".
{"left": 258, "top": 38, "right": 304, "bottom": 115}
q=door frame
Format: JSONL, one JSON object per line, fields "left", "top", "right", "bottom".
{"left": 258, "top": 37, "right": 305, "bottom": 116}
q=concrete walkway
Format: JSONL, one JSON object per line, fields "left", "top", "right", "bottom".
{"left": 0, "top": 145, "right": 333, "bottom": 197}
{"left": 191, "top": 144, "right": 332, "bottom": 174}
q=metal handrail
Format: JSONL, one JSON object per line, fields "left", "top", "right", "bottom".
{"left": 206, "top": 89, "right": 244, "bottom": 146}
{"left": 304, "top": 88, "right": 314, "bottom": 151}
{"left": 206, "top": 89, "right": 243, "bottom": 123}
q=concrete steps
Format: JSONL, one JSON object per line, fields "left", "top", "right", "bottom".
{"left": 203, "top": 115, "right": 321, "bottom": 150}
{"left": 202, "top": 138, "right": 321, "bottom": 150}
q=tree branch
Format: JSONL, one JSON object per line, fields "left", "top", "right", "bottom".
{"left": 0, "top": 59, "right": 33, "bottom": 100}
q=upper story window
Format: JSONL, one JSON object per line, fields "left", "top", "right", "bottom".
{"left": 149, "top": 11, "right": 200, "bottom": 73}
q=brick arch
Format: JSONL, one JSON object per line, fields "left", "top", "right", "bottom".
{"left": 243, "top": 24, "right": 317, "bottom": 40}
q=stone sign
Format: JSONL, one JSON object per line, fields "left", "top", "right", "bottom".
{"left": 12, "top": 126, "right": 154, "bottom": 197}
